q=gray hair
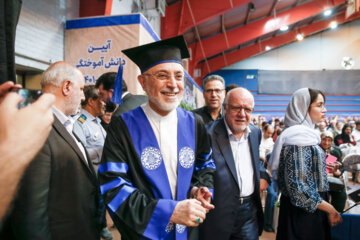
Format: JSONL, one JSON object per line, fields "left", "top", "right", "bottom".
{"left": 203, "top": 74, "right": 225, "bottom": 88}
{"left": 41, "top": 62, "right": 82, "bottom": 88}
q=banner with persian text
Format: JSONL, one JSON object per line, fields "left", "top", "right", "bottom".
{"left": 65, "top": 14, "right": 157, "bottom": 94}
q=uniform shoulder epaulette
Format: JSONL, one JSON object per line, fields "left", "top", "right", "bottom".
{"left": 77, "top": 114, "right": 87, "bottom": 124}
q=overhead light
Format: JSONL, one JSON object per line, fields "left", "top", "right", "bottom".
{"left": 341, "top": 56, "right": 355, "bottom": 70}
{"left": 265, "top": 46, "right": 271, "bottom": 51}
{"left": 280, "top": 25, "right": 289, "bottom": 31}
{"left": 330, "top": 21, "right": 338, "bottom": 29}
{"left": 296, "top": 33, "right": 304, "bottom": 41}
{"left": 323, "top": 9, "right": 332, "bottom": 17}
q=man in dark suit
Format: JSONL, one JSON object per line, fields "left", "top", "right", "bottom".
{"left": 192, "top": 75, "right": 225, "bottom": 125}
{"left": 200, "top": 87, "right": 270, "bottom": 240}
{"left": 95, "top": 72, "right": 147, "bottom": 117}
{"left": 0, "top": 61, "right": 101, "bottom": 239}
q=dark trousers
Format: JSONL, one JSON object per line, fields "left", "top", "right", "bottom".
{"left": 329, "top": 190, "right": 347, "bottom": 212}
{"left": 0, "top": 0, "right": 22, "bottom": 84}
{"left": 93, "top": 164, "right": 107, "bottom": 229}
{"left": 230, "top": 200, "right": 259, "bottom": 240}
{"left": 276, "top": 193, "right": 331, "bottom": 240}
{"left": 264, "top": 179, "right": 279, "bottom": 231}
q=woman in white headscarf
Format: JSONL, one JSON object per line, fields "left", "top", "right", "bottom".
{"left": 273, "top": 88, "right": 342, "bottom": 240}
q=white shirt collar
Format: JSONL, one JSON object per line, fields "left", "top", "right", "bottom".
{"left": 122, "top": 91, "right": 130, "bottom": 98}
{"left": 52, "top": 106, "right": 74, "bottom": 126}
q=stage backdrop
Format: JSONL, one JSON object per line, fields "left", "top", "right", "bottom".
{"left": 65, "top": 13, "right": 201, "bottom": 107}
{"left": 65, "top": 14, "right": 158, "bottom": 94}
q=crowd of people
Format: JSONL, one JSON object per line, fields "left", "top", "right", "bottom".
{"left": 1, "top": 10, "right": 360, "bottom": 240}
{"left": 250, "top": 113, "right": 360, "bottom": 233}
{"left": 194, "top": 74, "right": 360, "bottom": 239}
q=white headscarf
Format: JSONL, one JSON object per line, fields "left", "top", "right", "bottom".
{"left": 284, "top": 88, "right": 314, "bottom": 129}
{"left": 269, "top": 88, "right": 321, "bottom": 172}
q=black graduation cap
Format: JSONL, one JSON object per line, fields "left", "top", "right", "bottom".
{"left": 122, "top": 35, "right": 190, "bottom": 73}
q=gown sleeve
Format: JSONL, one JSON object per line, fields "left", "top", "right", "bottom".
{"left": 190, "top": 115, "right": 216, "bottom": 195}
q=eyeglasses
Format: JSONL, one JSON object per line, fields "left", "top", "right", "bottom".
{"left": 204, "top": 89, "right": 224, "bottom": 94}
{"left": 225, "top": 104, "right": 253, "bottom": 114}
{"left": 144, "top": 72, "right": 184, "bottom": 81}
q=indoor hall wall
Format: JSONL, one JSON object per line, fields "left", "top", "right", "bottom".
{"left": 224, "top": 19, "right": 360, "bottom": 71}
{"left": 15, "top": 0, "right": 79, "bottom": 71}
{"left": 111, "top": 0, "right": 161, "bottom": 37}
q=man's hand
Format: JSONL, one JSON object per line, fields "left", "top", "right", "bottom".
{"left": 326, "top": 162, "right": 342, "bottom": 175}
{"left": 0, "top": 81, "right": 21, "bottom": 101}
{"left": 170, "top": 199, "right": 207, "bottom": 226}
{"left": 0, "top": 91, "right": 55, "bottom": 163}
{"left": 190, "top": 186, "right": 215, "bottom": 212}
{"left": 0, "top": 84, "right": 55, "bottom": 221}
{"left": 260, "top": 179, "right": 269, "bottom": 192}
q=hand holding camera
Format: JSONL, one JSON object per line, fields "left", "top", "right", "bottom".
{"left": 0, "top": 81, "right": 55, "bottom": 163}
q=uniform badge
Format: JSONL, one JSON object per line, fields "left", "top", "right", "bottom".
{"left": 94, "top": 131, "right": 99, "bottom": 139}
{"left": 179, "top": 147, "right": 195, "bottom": 169}
{"left": 77, "top": 114, "right": 87, "bottom": 124}
{"left": 141, "top": 147, "right": 162, "bottom": 170}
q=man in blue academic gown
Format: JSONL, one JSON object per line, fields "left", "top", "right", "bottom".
{"left": 98, "top": 36, "right": 215, "bottom": 240}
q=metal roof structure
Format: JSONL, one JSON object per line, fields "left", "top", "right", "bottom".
{"left": 161, "top": 0, "right": 360, "bottom": 85}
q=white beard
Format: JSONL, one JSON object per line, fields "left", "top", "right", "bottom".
{"left": 147, "top": 93, "right": 182, "bottom": 112}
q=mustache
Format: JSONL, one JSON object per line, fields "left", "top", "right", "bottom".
{"left": 160, "top": 88, "right": 180, "bottom": 93}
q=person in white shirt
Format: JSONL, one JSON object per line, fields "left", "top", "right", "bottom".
{"left": 315, "top": 121, "right": 327, "bottom": 136}
{"left": 200, "top": 88, "right": 270, "bottom": 240}
{"left": 73, "top": 85, "right": 113, "bottom": 239}
{"left": 259, "top": 124, "right": 275, "bottom": 163}
{"left": 73, "top": 85, "right": 106, "bottom": 165}
{"left": 352, "top": 121, "right": 360, "bottom": 145}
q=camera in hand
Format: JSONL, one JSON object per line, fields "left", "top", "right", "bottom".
{"left": 16, "top": 89, "right": 42, "bottom": 108}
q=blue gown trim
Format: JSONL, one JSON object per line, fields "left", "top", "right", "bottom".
{"left": 108, "top": 185, "right": 136, "bottom": 213}
{"left": 198, "top": 148, "right": 212, "bottom": 160}
{"left": 141, "top": 199, "right": 178, "bottom": 240}
{"left": 195, "top": 158, "right": 215, "bottom": 171}
{"left": 141, "top": 60, "right": 183, "bottom": 73}
{"left": 98, "top": 162, "right": 128, "bottom": 174}
{"left": 175, "top": 109, "right": 196, "bottom": 240}
{"left": 100, "top": 177, "right": 133, "bottom": 195}
{"left": 209, "top": 188, "right": 214, "bottom": 197}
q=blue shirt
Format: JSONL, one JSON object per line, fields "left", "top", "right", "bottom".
{"left": 278, "top": 145, "right": 329, "bottom": 212}
{"left": 73, "top": 109, "right": 106, "bottom": 164}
